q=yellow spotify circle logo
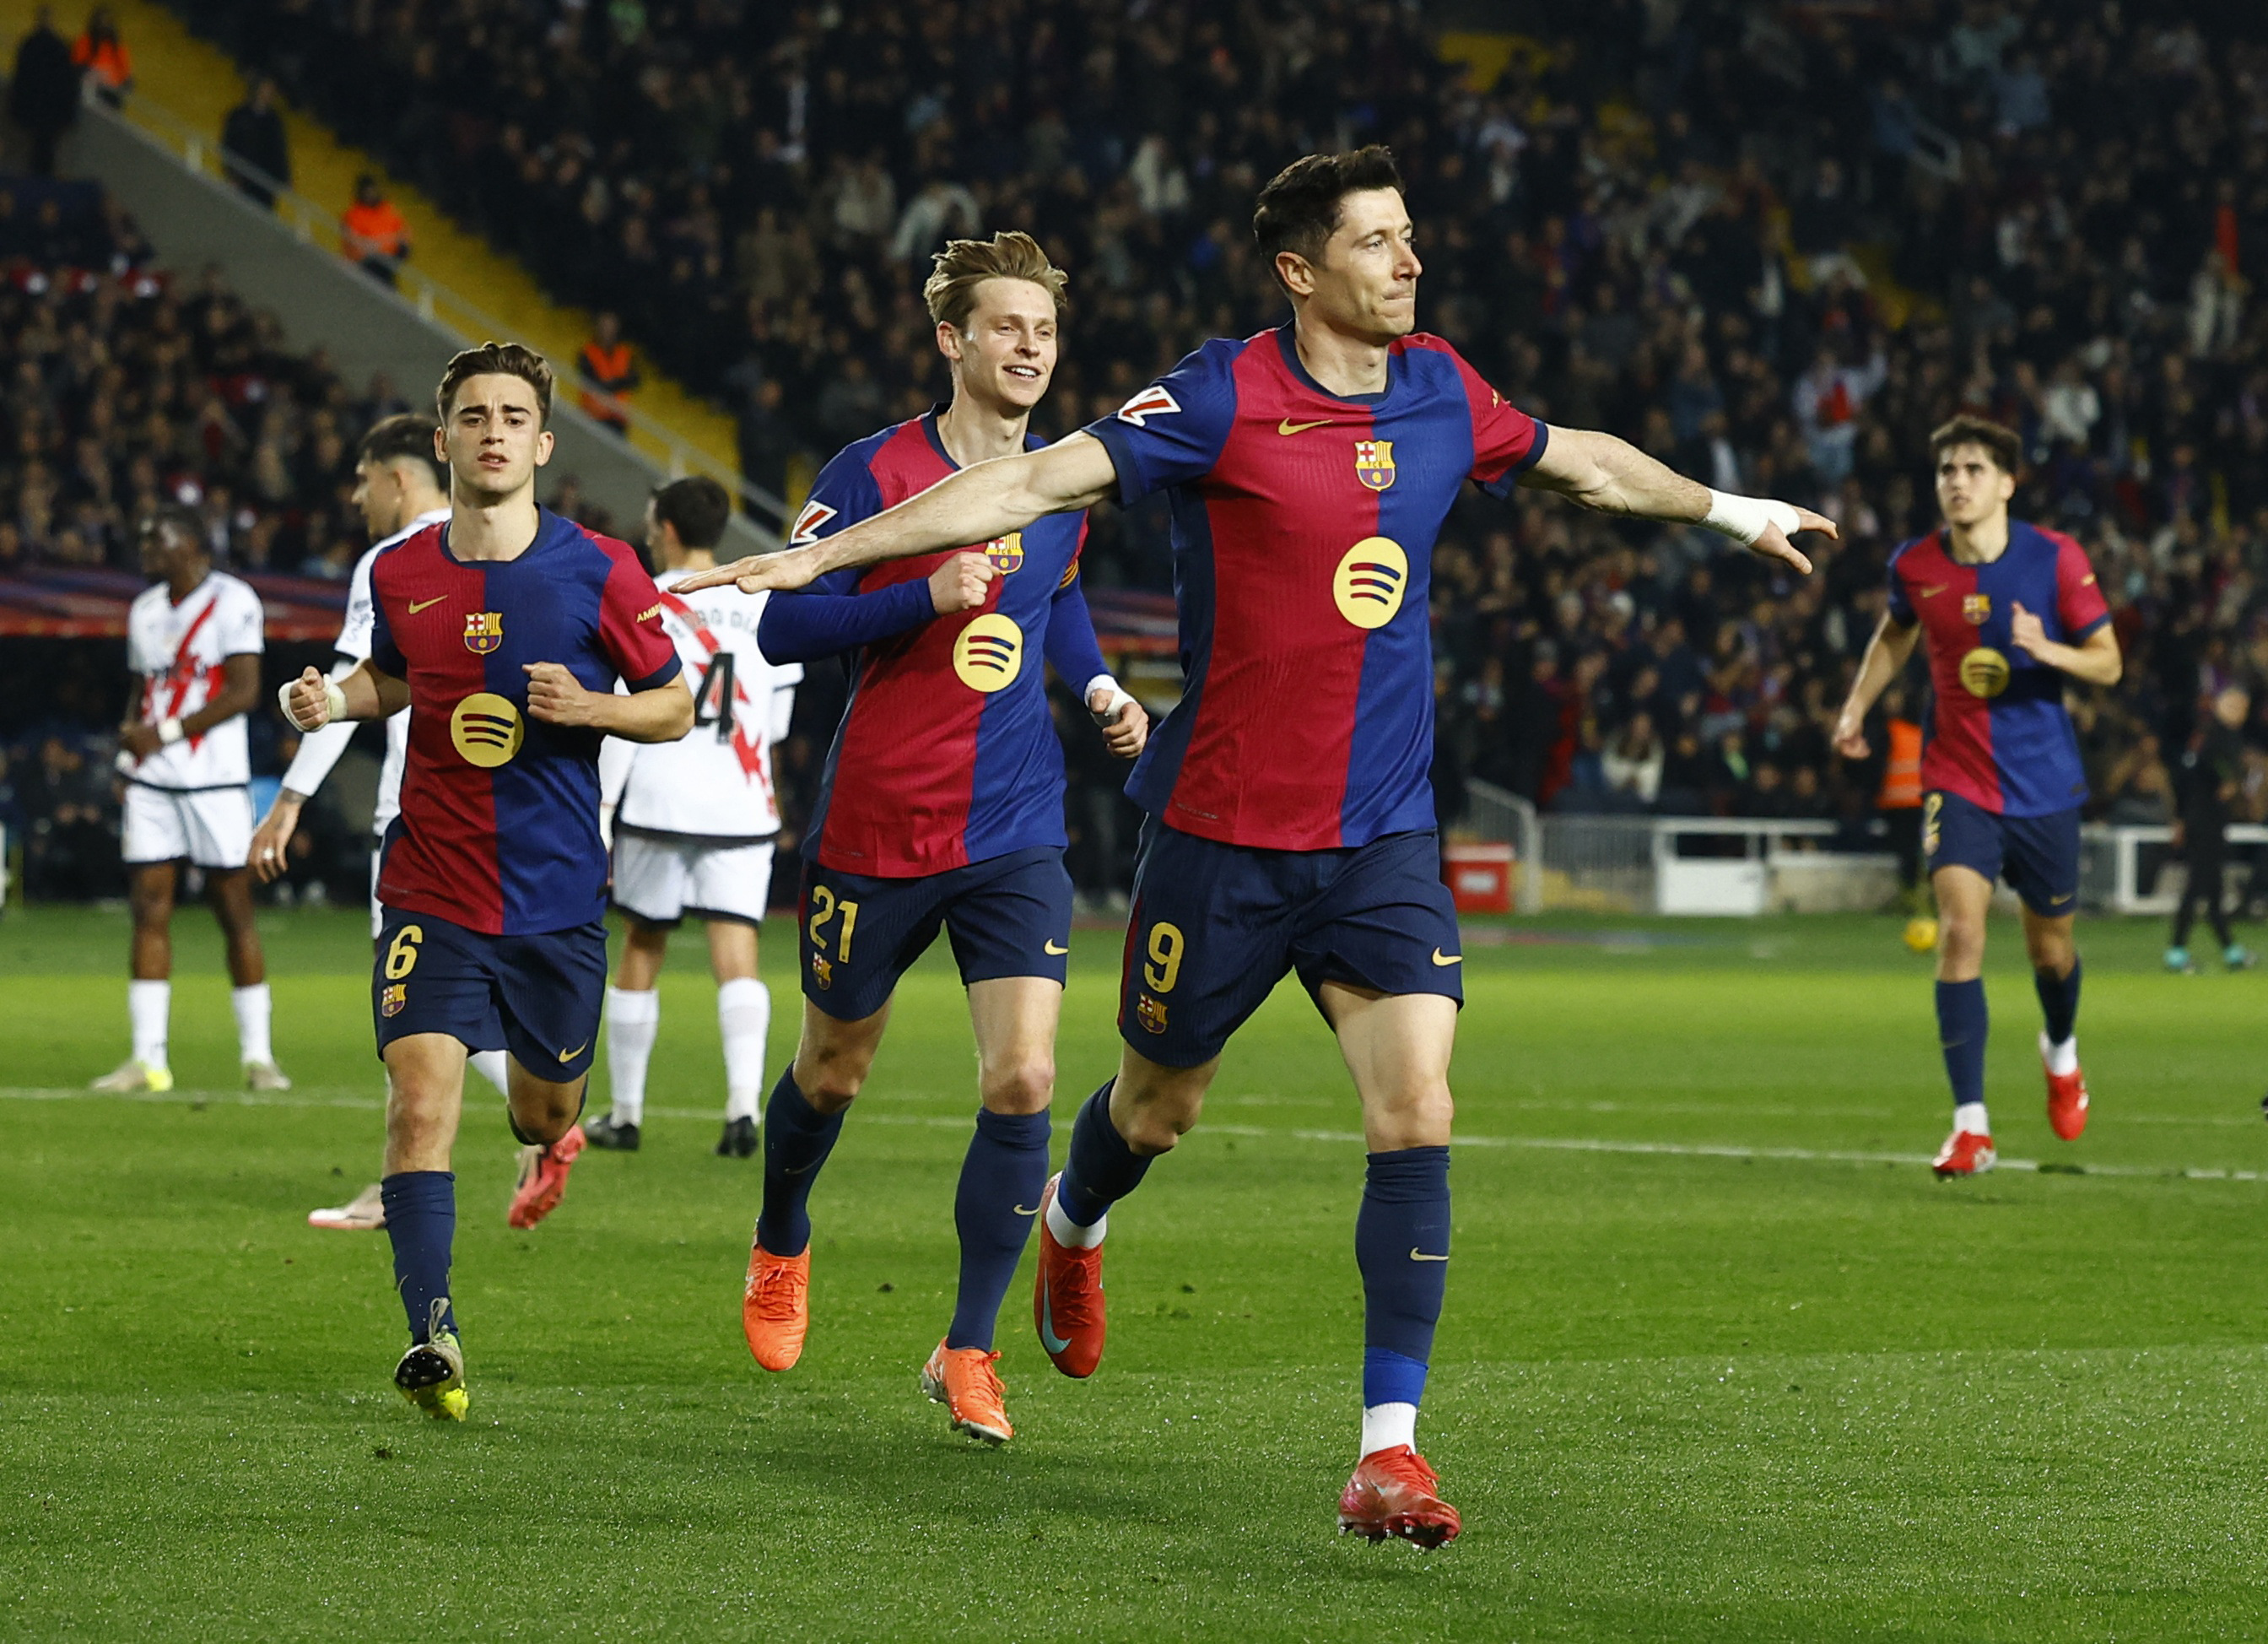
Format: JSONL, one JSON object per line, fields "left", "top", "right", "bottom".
{"left": 1958, "top": 646, "right": 2010, "bottom": 699}
{"left": 1334, "top": 537, "right": 1408, "bottom": 629}
{"left": 953, "top": 613, "right": 1024, "bottom": 693}
{"left": 450, "top": 691, "right": 525, "bottom": 766}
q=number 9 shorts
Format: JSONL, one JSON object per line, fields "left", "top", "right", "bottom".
{"left": 1117, "top": 818, "right": 1463, "bottom": 1068}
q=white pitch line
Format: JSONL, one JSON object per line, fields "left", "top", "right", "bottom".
{"left": 5, "top": 1086, "right": 2263, "bottom": 1184}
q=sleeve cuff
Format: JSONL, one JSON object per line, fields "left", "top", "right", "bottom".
{"left": 2071, "top": 614, "right": 2111, "bottom": 641}
{"left": 1087, "top": 421, "right": 1148, "bottom": 508}
{"left": 625, "top": 653, "right": 683, "bottom": 693}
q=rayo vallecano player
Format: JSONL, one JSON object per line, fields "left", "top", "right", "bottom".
{"left": 588, "top": 476, "right": 800, "bottom": 1157}
{"left": 248, "top": 414, "right": 510, "bottom": 1230}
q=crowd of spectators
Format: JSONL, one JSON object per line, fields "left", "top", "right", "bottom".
{"left": 171, "top": 0, "right": 2268, "bottom": 846}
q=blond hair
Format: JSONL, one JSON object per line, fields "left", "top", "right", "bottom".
{"left": 435, "top": 341, "right": 554, "bottom": 427}
{"left": 921, "top": 231, "right": 1068, "bottom": 332}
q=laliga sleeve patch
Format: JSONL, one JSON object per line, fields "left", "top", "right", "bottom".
{"left": 1114, "top": 385, "right": 1181, "bottom": 427}
{"left": 787, "top": 499, "right": 838, "bottom": 546}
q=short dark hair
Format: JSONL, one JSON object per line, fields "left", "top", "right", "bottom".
{"left": 651, "top": 475, "right": 732, "bottom": 550}
{"left": 1253, "top": 146, "right": 1406, "bottom": 291}
{"left": 1929, "top": 414, "right": 2022, "bottom": 475}
{"left": 435, "top": 341, "right": 554, "bottom": 427}
{"left": 356, "top": 412, "right": 446, "bottom": 491}
{"left": 139, "top": 503, "right": 205, "bottom": 554}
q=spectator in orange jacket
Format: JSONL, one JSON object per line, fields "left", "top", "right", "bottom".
{"left": 69, "top": 8, "right": 131, "bottom": 105}
{"left": 576, "top": 311, "right": 639, "bottom": 432}
{"left": 340, "top": 173, "right": 408, "bottom": 285}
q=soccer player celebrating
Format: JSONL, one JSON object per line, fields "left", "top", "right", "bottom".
{"left": 97, "top": 506, "right": 289, "bottom": 1095}
{"left": 248, "top": 414, "right": 517, "bottom": 1232}
{"left": 1833, "top": 414, "right": 2121, "bottom": 1178}
{"left": 734, "top": 230, "right": 1147, "bottom": 1447}
{"left": 280, "top": 343, "right": 692, "bottom": 1419}
{"left": 586, "top": 476, "right": 802, "bottom": 1157}
{"left": 688, "top": 152, "right": 1828, "bottom": 1538}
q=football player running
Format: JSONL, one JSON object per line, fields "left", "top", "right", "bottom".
{"left": 281, "top": 343, "right": 692, "bottom": 1419}
{"left": 586, "top": 476, "right": 801, "bottom": 1158}
{"left": 688, "top": 150, "right": 1830, "bottom": 1542}
{"left": 733, "top": 230, "right": 1146, "bottom": 1447}
{"left": 1834, "top": 415, "right": 2120, "bottom": 1177}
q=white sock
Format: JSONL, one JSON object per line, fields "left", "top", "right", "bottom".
{"left": 1045, "top": 1192, "right": 1106, "bottom": 1249}
{"left": 468, "top": 1049, "right": 510, "bottom": 1094}
{"left": 2039, "top": 1030, "right": 2078, "bottom": 1078}
{"left": 1360, "top": 1402, "right": 1418, "bottom": 1459}
{"left": 128, "top": 979, "right": 170, "bottom": 1070}
{"left": 231, "top": 982, "right": 273, "bottom": 1066}
{"left": 605, "top": 984, "right": 660, "bottom": 1126}
{"left": 1954, "top": 1101, "right": 1990, "bottom": 1136}
{"left": 717, "top": 976, "right": 770, "bottom": 1122}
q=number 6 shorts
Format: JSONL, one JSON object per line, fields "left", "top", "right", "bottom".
{"left": 373, "top": 907, "right": 609, "bottom": 1080}
{"left": 797, "top": 845, "right": 1075, "bottom": 1022}
{"left": 1118, "top": 818, "right": 1464, "bottom": 1068}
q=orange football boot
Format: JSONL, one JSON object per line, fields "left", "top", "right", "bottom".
{"left": 1931, "top": 1128, "right": 1997, "bottom": 1178}
{"left": 1032, "top": 1173, "right": 1105, "bottom": 1378}
{"left": 921, "top": 1338, "right": 1013, "bottom": 1443}
{"left": 742, "top": 1240, "right": 811, "bottom": 1371}
{"left": 1337, "top": 1446, "right": 1462, "bottom": 1549}
{"left": 2042, "top": 1037, "right": 2089, "bottom": 1141}
{"left": 506, "top": 1122, "right": 585, "bottom": 1229}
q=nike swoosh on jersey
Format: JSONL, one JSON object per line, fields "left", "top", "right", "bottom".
{"left": 1409, "top": 1248, "right": 1450, "bottom": 1262}
{"left": 1039, "top": 1279, "right": 1072, "bottom": 1353}
{"left": 408, "top": 595, "right": 448, "bottom": 614}
{"left": 1277, "top": 417, "right": 1334, "bottom": 435}
{"left": 1918, "top": 585, "right": 1950, "bottom": 598}
{"left": 1012, "top": 1204, "right": 1040, "bottom": 1216}
{"left": 1432, "top": 949, "right": 1463, "bottom": 966}
{"left": 1044, "top": 940, "right": 1069, "bottom": 955}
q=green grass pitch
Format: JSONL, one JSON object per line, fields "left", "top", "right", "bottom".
{"left": 5, "top": 901, "right": 2268, "bottom": 1640}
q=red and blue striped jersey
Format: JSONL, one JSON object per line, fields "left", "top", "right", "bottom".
{"left": 1087, "top": 325, "right": 1546, "bottom": 851}
{"left": 369, "top": 508, "right": 682, "bottom": 934}
{"left": 779, "top": 411, "right": 1097, "bottom": 878}
{"left": 1887, "top": 521, "right": 2110, "bottom": 816}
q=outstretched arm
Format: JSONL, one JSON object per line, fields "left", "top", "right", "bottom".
{"left": 1521, "top": 425, "right": 1834, "bottom": 575}
{"left": 1832, "top": 614, "right": 1922, "bottom": 759}
{"left": 682, "top": 434, "right": 1120, "bottom": 597}
{"left": 757, "top": 553, "right": 999, "bottom": 664}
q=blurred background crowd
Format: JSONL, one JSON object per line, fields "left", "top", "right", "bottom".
{"left": 5, "top": 0, "right": 2268, "bottom": 904}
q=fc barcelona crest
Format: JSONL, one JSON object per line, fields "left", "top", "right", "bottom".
{"left": 380, "top": 982, "right": 408, "bottom": 1018}
{"left": 1353, "top": 440, "right": 1396, "bottom": 491}
{"left": 811, "top": 954, "right": 834, "bottom": 991}
{"left": 982, "top": 533, "right": 1024, "bottom": 575}
{"left": 1134, "top": 992, "right": 1169, "bottom": 1035}
{"left": 462, "top": 610, "right": 505, "bottom": 654}
{"left": 1962, "top": 593, "right": 1990, "bottom": 626}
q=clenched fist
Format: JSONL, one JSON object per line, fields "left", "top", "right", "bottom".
{"left": 928, "top": 550, "right": 998, "bottom": 614}
{"left": 524, "top": 661, "right": 601, "bottom": 726}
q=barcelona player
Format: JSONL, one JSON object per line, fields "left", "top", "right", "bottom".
{"left": 737, "top": 231, "right": 1146, "bottom": 1446}
{"left": 689, "top": 150, "right": 1829, "bottom": 1540}
{"left": 281, "top": 343, "right": 691, "bottom": 1418}
{"left": 1834, "top": 414, "right": 2120, "bottom": 1178}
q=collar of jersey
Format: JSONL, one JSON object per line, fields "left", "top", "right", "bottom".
{"left": 920, "top": 403, "right": 1048, "bottom": 473}
{"left": 1272, "top": 321, "right": 1396, "bottom": 408}
{"left": 164, "top": 571, "right": 216, "bottom": 608}
{"left": 436, "top": 505, "right": 568, "bottom": 568}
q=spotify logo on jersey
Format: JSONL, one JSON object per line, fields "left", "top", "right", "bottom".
{"left": 952, "top": 613, "right": 1024, "bottom": 693}
{"left": 1333, "top": 537, "right": 1408, "bottom": 629}
{"left": 451, "top": 691, "right": 525, "bottom": 766}
{"left": 1958, "top": 646, "right": 2011, "bottom": 699}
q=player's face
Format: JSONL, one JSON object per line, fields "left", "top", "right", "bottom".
{"left": 441, "top": 374, "right": 554, "bottom": 502}
{"left": 939, "top": 279, "right": 1059, "bottom": 414}
{"left": 642, "top": 500, "right": 679, "bottom": 567}
{"left": 1300, "top": 188, "right": 1422, "bottom": 344}
{"left": 1934, "top": 444, "right": 2015, "bottom": 527}
{"left": 350, "top": 457, "right": 402, "bottom": 540}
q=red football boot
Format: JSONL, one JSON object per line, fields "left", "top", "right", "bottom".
{"left": 742, "top": 1241, "right": 812, "bottom": 1372}
{"left": 506, "top": 1122, "right": 585, "bottom": 1228}
{"left": 1931, "top": 1127, "right": 1996, "bottom": 1178}
{"left": 1338, "top": 1446, "right": 1462, "bottom": 1549}
{"left": 2041, "top": 1036, "right": 2089, "bottom": 1141}
{"left": 1032, "top": 1173, "right": 1106, "bottom": 1378}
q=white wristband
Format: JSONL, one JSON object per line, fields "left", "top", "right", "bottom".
{"left": 1702, "top": 489, "right": 1801, "bottom": 548}
{"left": 158, "top": 717, "right": 185, "bottom": 746}
{"left": 278, "top": 677, "right": 348, "bottom": 731}
{"left": 1084, "top": 673, "right": 1132, "bottom": 722}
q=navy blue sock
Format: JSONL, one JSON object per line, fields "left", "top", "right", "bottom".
{"left": 946, "top": 1108, "right": 1052, "bottom": 1351}
{"left": 1356, "top": 1147, "right": 1451, "bottom": 1411}
{"left": 380, "top": 1171, "right": 456, "bottom": 1342}
{"left": 756, "top": 1065, "right": 845, "bottom": 1258}
{"left": 2034, "top": 958, "right": 2081, "bottom": 1044}
{"left": 1936, "top": 978, "right": 1989, "bottom": 1110}
{"left": 1056, "top": 1081, "right": 1151, "bottom": 1229}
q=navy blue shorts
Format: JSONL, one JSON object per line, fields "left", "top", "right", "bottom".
{"left": 1119, "top": 821, "right": 1462, "bottom": 1068}
{"left": 799, "top": 845, "right": 1074, "bottom": 1021}
{"left": 1923, "top": 790, "right": 2082, "bottom": 917}
{"left": 373, "top": 908, "right": 608, "bottom": 1079}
